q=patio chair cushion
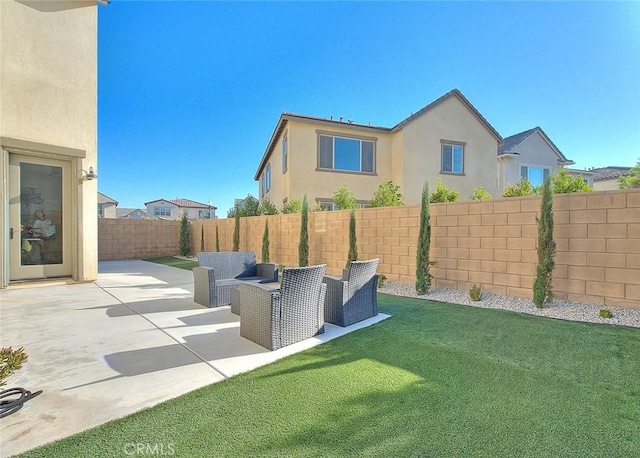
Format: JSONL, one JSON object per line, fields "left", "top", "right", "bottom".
{"left": 193, "top": 251, "right": 278, "bottom": 307}
{"left": 240, "top": 264, "right": 327, "bottom": 350}
{"left": 324, "top": 258, "right": 379, "bottom": 327}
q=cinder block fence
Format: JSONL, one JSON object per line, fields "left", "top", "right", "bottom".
{"left": 99, "top": 189, "right": 640, "bottom": 309}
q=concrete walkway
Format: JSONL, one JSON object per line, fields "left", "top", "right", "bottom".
{"left": 0, "top": 260, "right": 388, "bottom": 457}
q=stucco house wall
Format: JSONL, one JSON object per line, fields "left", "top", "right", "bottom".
{"left": 0, "top": 0, "right": 99, "bottom": 286}
{"left": 256, "top": 90, "right": 502, "bottom": 209}
{"left": 399, "top": 94, "right": 500, "bottom": 203}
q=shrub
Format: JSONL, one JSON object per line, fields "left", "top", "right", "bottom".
{"left": 179, "top": 216, "right": 190, "bottom": 256}
{"left": 533, "top": 177, "right": 556, "bottom": 307}
{"left": 215, "top": 226, "right": 220, "bottom": 252}
{"left": 618, "top": 158, "right": 640, "bottom": 189}
{"left": 333, "top": 184, "right": 357, "bottom": 210}
{"left": 282, "top": 197, "right": 302, "bottom": 214}
{"left": 261, "top": 220, "right": 270, "bottom": 263}
{"left": 430, "top": 179, "right": 459, "bottom": 203}
{"left": 416, "top": 182, "right": 432, "bottom": 295}
{"left": 0, "top": 347, "right": 28, "bottom": 387}
{"left": 470, "top": 186, "right": 492, "bottom": 200}
{"left": 298, "top": 194, "right": 309, "bottom": 266}
{"left": 346, "top": 209, "right": 358, "bottom": 269}
{"left": 377, "top": 273, "right": 387, "bottom": 289}
{"left": 259, "top": 198, "right": 279, "bottom": 215}
{"left": 599, "top": 309, "right": 613, "bottom": 319}
{"left": 552, "top": 169, "right": 593, "bottom": 193}
{"left": 503, "top": 177, "right": 536, "bottom": 197}
{"left": 232, "top": 212, "right": 240, "bottom": 252}
{"left": 469, "top": 284, "right": 482, "bottom": 301}
{"left": 228, "top": 194, "right": 260, "bottom": 217}
{"left": 370, "top": 181, "right": 405, "bottom": 207}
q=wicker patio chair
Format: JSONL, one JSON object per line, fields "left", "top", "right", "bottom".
{"left": 193, "top": 251, "right": 278, "bottom": 307}
{"left": 323, "top": 258, "right": 379, "bottom": 327}
{"left": 240, "top": 264, "right": 327, "bottom": 351}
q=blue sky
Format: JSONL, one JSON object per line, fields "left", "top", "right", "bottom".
{"left": 98, "top": 1, "right": 640, "bottom": 215}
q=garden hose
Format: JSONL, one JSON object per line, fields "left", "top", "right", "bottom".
{"left": 0, "top": 388, "right": 42, "bottom": 418}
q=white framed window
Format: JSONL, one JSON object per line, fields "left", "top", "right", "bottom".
{"left": 521, "top": 165, "right": 550, "bottom": 186}
{"left": 318, "top": 134, "right": 375, "bottom": 173}
{"left": 282, "top": 134, "right": 288, "bottom": 173}
{"left": 261, "top": 163, "right": 271, "bottom": 197}
{"left": 316, "top": 199, "right": 336, "bottom": 211}
{"left": 98, "top": 204, "right": 104, "bottom": 218}
{"left": 154, "top": 206, "right": 172, "bottom": 217}
{"left": 441, "top": 142, "right": 464, "bottom": 174}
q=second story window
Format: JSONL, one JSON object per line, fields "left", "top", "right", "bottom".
{"left": 154, "top": 206, "right": 172, "bottom": 217}
{"left": 261, "top": 163, "right": 271, "bottom": 197}
{"left": 282, "top": 134, "right": 288, "bottom": 173}
{"left": 441, "top": 141, "right": 465, "bottom": 175}
{"left": 521, "top": 165, "right": 550, "bottom": 186}
{"left": 318, "top": 134, "right": 375, "bottom": 173}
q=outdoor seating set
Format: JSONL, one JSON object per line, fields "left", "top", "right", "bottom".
{"left": 193, "top": 252, "right": 379, "bottom": 350}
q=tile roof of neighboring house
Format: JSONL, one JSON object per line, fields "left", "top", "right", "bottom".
{"left": 116, "top": 208, "right": 147, "bottom": 218}
{"left": 98, "top": 192, "right": 118, "bottom": 205}
{"left": 498, "top": 126, "right": 573, "bottom": 165}
{"left": 255, "top": 88, "right": 503, "bottom": 180}
{"left": 144, "top": 198, "right": 217, "bottom": 209}
{"left": 589, "top": 166, "right": 632, "bottom": 181}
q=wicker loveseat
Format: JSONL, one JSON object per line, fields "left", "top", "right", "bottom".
{"left": 239, "top": 264, "right": 327, "bottom": 351}
{"left": 193, "top": 251, "right": 278, "bottom": 307}
{"left": 323, "top": 258, "right": 379, "bottom": 327}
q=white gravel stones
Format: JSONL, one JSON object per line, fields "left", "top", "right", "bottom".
{"left": 379, "top": 281, "right": 640, "bottom": 329}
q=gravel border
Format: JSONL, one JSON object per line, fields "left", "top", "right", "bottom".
{"left": 379, "top": 281, "right": 640, "bottom": 329}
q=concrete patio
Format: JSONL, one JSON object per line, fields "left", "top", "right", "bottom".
{"left": 0, "top": 260, "right": 388, "bottom": 457}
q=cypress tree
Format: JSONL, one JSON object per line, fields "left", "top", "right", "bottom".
{"left": 179, "top": 216, "right": 190, "bottom": 256}
{"left": 261, "top": 220, "right": 270, "bottom": 263}
{"left": 215, "top": 226, "right": 220, "bottom": 252}
{"left": 533, "top": 177, "right": 556, "bottom": 307}
{"left": 346, "top": 209, "right": 358, "bottom": 269}
{"left": 232, "top": 211, "right": 240, "bottom": 252}
{"left": 298, "top": 194, "right": 309, "bottom": 267}
{"left": 200, "top": 225, "right": 205, "bottom": 252}
{"left": 416, "top": 183, "right": 432, "bottom": 295}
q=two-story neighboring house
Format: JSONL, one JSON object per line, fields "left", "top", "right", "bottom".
{"left": 254, "top": 89, "right": 504, "bottom": 208}
{"left": 497, "top": 126, "right": 593, "bottom": 191}
{"left": 98, "top": 192, "right": 118, "bottom": 218}
{"left": 144, "top": 198, "right": 217, "bottom": 220}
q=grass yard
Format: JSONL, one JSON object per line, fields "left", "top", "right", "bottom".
{"left": 143, "top": 256, "right": 198, "bottom": 271}
{"left": 21, "top": 293, "right": 640, "bottom": 457}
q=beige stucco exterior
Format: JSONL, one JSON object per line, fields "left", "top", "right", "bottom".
{"left": 256, "top": 90, "right": 503, "bottom": 209}
{"left": 0, "top": 0, "right": 99, "bottom": 287}
{"left": 398, "top": 94, "right": 500, "bottom": 202}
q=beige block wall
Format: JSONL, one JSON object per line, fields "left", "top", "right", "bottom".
{"left": 102, "top": 189, "right": 639, "bottom": 309}
{"left": 1, "top": 0, "right": 98, "bottom": 283}
{"left": 190, "top": 189, "right": 640, "bottom": 309}
{"left": 98, "top": 219, "right": 182, "bottom": 261}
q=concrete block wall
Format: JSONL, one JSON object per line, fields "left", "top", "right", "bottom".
{"left": 98, "top": 219, "right": 181, "bottom": 261}
{"left": 102, "top": 189, "right": 639, "bottom": 309}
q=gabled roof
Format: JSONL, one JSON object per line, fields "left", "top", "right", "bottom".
{"left": 498, "top": 126, "right": 573, "bottom": 165}
{"left": 590, "top": 166, "right": 631, "bottom": 181}
{"left": 254, "top": 88, "right": 503, "bottom": 180}
{"left": 390, "top": 89, "right": 503, "bottom": 143}
{"left": 144, "top": 198, "right": 217, "bottom": 209}
{"left": 116, "top": 208, "right": 147, "bottom": 218}
{"left": 98, "top": 192, "right": 118, "bottom": 205}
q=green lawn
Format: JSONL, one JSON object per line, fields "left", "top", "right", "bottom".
{"left": 22, "top": 295, "right": 640, "bottom": 457}
{"left": 143, "top": 256, "right": 198, "bottom": 271}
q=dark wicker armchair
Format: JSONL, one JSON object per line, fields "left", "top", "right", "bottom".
{"left": 323, "top": 258, "right": 379, "bottom": 327}
{"left": 239, "top": 264, "right": 327, "bottom": 351}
